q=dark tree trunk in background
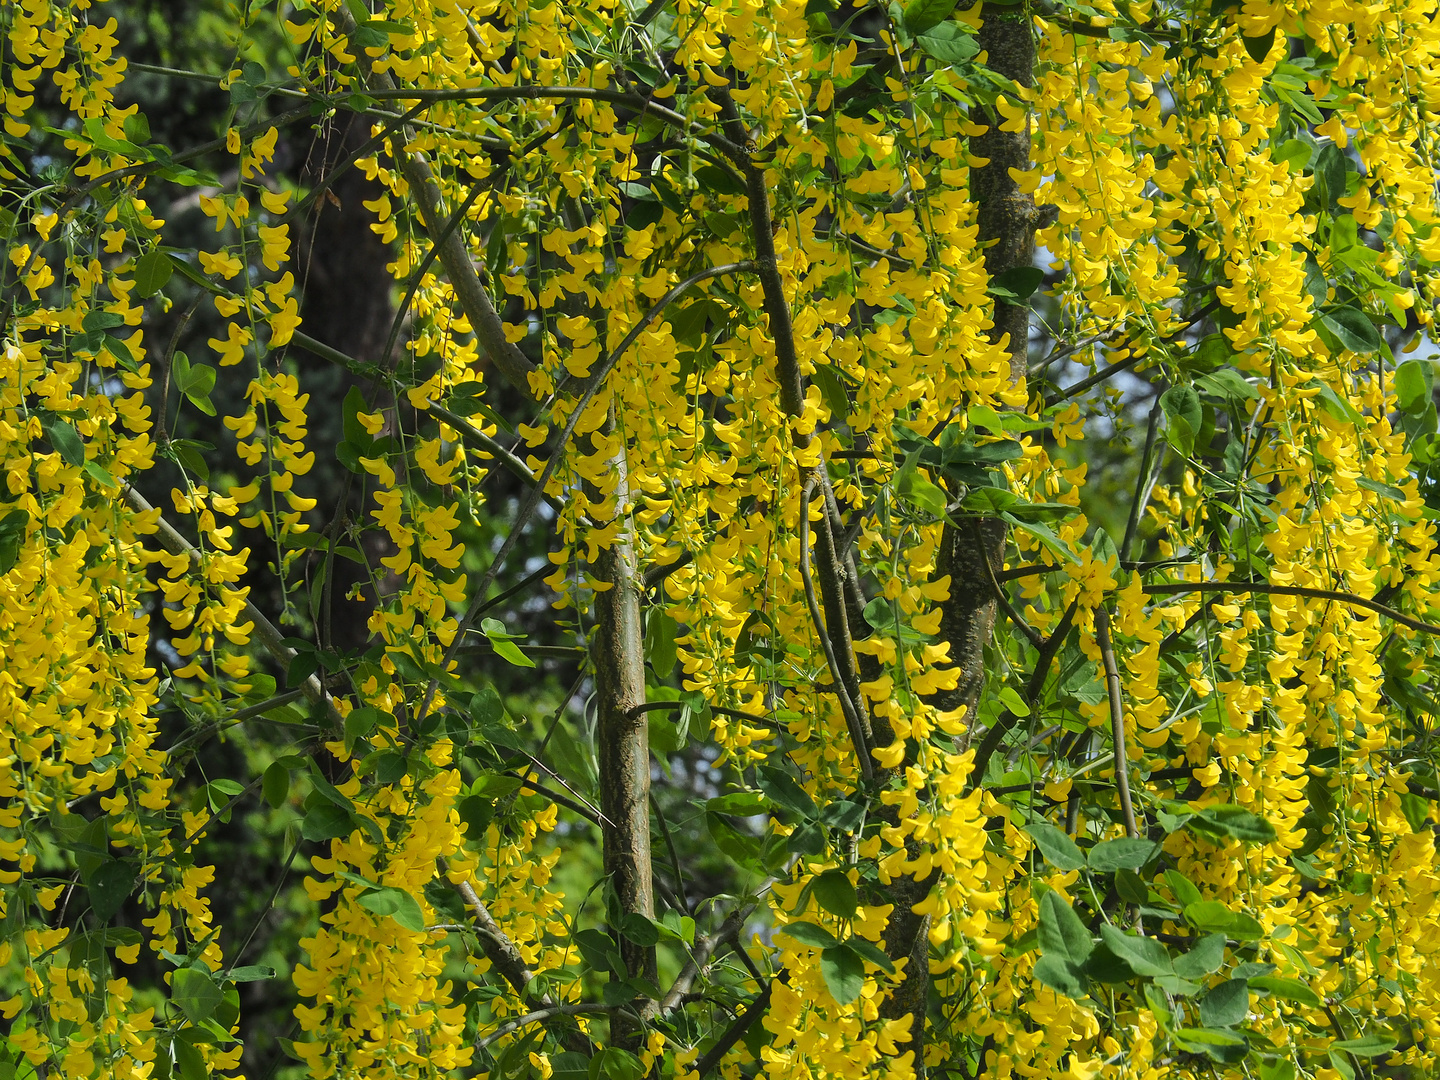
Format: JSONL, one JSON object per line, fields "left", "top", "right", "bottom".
{"left": 880, "top": 9, "right": 1041, "bottom": 1072}
{"left": 295, "top": 114, "right": 398, "bottom": 656}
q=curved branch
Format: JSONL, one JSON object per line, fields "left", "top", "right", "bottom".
{"left": 1141, "top": 581, "right": 1440, "bottom": 636}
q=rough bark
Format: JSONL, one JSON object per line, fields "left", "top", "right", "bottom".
{"left": 878, "top": 4, "right": 1041, "bottom": 1068}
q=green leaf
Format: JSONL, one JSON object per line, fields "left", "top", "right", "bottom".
{"left": 989, "top": 265, "right": 1044, "bottom": 303}
{"left": 344, "top": 706, "right": 384, "bottom": 749}
{"left": 1315, "top": 142, "right": 1348, "bottom": 207}
{"left": 172, "top": 1042, "right": 207, "bottom": 1080}
{"left": 895, "top": 461, "right": 948, "bottom": 517}
{"left": 997, "top": 686, "right": 1030, "bottom": 717}
{"left": 307, "top": 761, "right": 355, "bottom": 810}
{"left": 488, "top": 637, "right": 532, "bottom": 667}
{"left": 44, "top": 418, "right": 85, "bottom": 467}
{"left": 1025, "top": 822, "right": 1085, "bottom": 871}
{"left": 781, "top": 921, "right": 841, "bottom": 949}
{"left": 1395, "top": 359, "right": 1434, "bottom": 414}
{"left": 1038, "top": 891, "right": 1093, "bottom": 963}
{"left": 1243, "top": 27, "right": 1275, "bottom": 63}
{"left": 457, "top": 794, "right": 494, "bottom": 840}
{"left": 83, "top": 461, "right": 119, "bottom": 491}
{"left": 1182, "top": 900, "right": 1265, "bottom": 940}
{"left": 1099, "top": 925, "right": 1172, "bottom": 977}
{"left": 1086, "top": 837, "right": 1158, "bottom": 872}
{"left": 1308, "top": 379, "right": 1365, "bottom": 425}
{"left": 178, "top": 361, "right": 215, "bottom": 398}
{"left": 0, "top": 508, "right": 29, "bottom": 573}
{"left": 904, "top": 0, "right": 958, "bottom": 34}
{"left": 707, "top": 791, "right": 769, "bottom": 815}
{"left": 693, "top": 164, "right": 747, "bottom": 196}
{"left": 1173, "top": 933, "right": 1227, "bottom": 978}
{"left": 1274, "top": 139, "right": 1311, "bottom": 173}
{"left": 1198, "top": 978, "right": 1250, "bottom": 1027}
{"left": 172, "top": 967, "right": 223, "bottom": 1025}
{"left": 1033, "top": 953, "right": 1089, "bottom": 997}
{"left": 300, "top": 803, "right": 354, "bottom": 842}
{"left": 1161, "top": 384, "right": 1203, "bottom": 457}
{"left": 756, "top": 765, "right": 817, "bottom": 818}
{"left": 1331, "top": 1033, "right": 1397, "bottom": 1057}
{"left": 1174, "top": 1026, "right": 1249, "bottom": 1062}
{"left": 645, "top": 608, "right": 678, "bottom": 681}
{"left": 227, "top": 965, "right": 276, "bottom": 982}
{"left": 1193, "top": 804, "right": 1277, "bottom": 842}
{"left": 1002, "top": 513, "right": 1079, "bottom": 563}
{"left": 820, "top": 944, "right": 866, "bottom": 1005}
{"left": 262, "top": 762, "right": 290, "bottom": 809}
{"left": 122, "top": 111, "right": 151, "bottom": 144}
{"left": 135, "top": 249, "right": 173, "bottom": 297}
{"left": 1194, "top": 368, "right": 1258, "bottom": 406}
{"left": 619, "top": 913, "right": 660, "bottom": 948}
{"left": 1328, "top": 1050, "right": 1358, "bottom": 1080}
{"left": 356, "top": 887, "right": 427, "bottom": 932}
{"left": 1320, "top": 307, "right": 1382, "bottom": 354}
{"left": 482, "top": 618, "right": 536, "bottom": 668}
{"left": 812, "top": 364, "right": 851, "bottom": 421}
{"left": 1248, "top": 974, "right": 1321, "bottom": 1007}
{"left": 845, "top": 937, "right": 896, "bottom": 975}
{"left": 588, "top": 1048, "right": 645, "bottom": 1080}
{"left": 812, "top": 870, "right": 858, "bottom": 918}
{"left": 470, "top": 773, "right": 523, "bottom": 798}
{"left": 87, "top": 860, "right": 136, "bottom": 923}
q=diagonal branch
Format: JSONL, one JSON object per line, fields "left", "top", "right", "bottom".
{"left": 122, "top": 485, "right": 345, "bottom": 729}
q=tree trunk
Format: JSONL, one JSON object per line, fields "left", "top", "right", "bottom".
{"left": 592, "top": 413, "right": 655, "bottom": 1046}
{"left": 879, "top": 5, "right": 1041, "bottom": 1070}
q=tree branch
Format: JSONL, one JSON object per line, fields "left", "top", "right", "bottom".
{"left": 800, "top": 477, "right": 874, "bottom": 781}
{"left": 418, "top": 262, "right": 755, "bottom": 724}
{"left": 121, "top": 485, "right": 345, "bottom": 730}
{"left": 1141, "top": 581, "right": 1440, "bottom": 636}
{"left": 1094, "top": 608, "right": 1139, "bottom": 838}
{"left": 474, "top": 1003, "right": 625, "bottom": 1052}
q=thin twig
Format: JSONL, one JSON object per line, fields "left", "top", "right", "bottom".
{"left": 1120, "top": 403, "right": 1163, "bottom": 564}
{"left": 473, "top": 1003, "right": 625, "bottom": 1051}
{"left": 660, "top": 905, "right": 752, "bottom": 1013}
{"left": 697, "top": 982, "right": 774, "bottom": 1078}
{"left": 974, "top": 520, "right": 1043, "bottom": 648}
{"left": 1094, "top": 608, "right": 1139, "bottom": 839}
{"left": 650, "top": 791, "right": 690, "bottom": 913}
{"left": 165, "top": 688, "right": 308, "bottom": 756}
{"left": 501, "top": 771, "right": 605, "bottom": 827}
{"left": 122, "top": 485, "right": 345, "bottom": 729}
{"left": 1142, "top": 580, "right": 1440, "bottom": 636}
{"left": 970, "top": 598, "right": 1078, "bottom": 788}
{"left": 799, "top": 478, "right": 873, "bottom": 781}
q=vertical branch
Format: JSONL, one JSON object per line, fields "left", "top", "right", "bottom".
{"left": 711, "top": 87, "right": 874, "bottom": 756}
{"left": 1094, "top": 608, "right": 1139, "bottom": 838}
{"left": 889, "top": 4, "right": 1046, "bottom": 1061}
{"left": 593, "top": 418, "right": 656, "bottom": 1025}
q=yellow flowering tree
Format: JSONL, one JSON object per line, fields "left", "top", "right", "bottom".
{"left": 5, "top": 0, "right": 1440, "bottom": 1078}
